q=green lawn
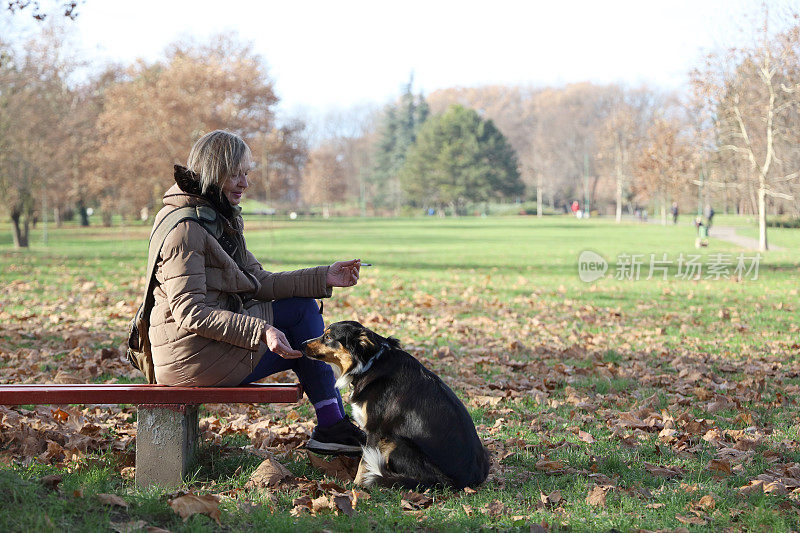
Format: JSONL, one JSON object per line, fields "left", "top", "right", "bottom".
{"left": 1, "top": 216, "right": 799, "bottom": 531}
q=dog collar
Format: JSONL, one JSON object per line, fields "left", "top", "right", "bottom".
{"left": 360, "top": 343, "right": 389, "bottom": 373}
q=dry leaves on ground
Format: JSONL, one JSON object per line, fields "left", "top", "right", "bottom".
{"left": 168, "top": 493, "right": 222, "bottom": 525}
{"left": 244, "top": 453, "right": 292, "bottom": 489}
{"left": 306, "top": 452, "right": 359, "bottom": 482}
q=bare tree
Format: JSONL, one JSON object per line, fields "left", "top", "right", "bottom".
{"left": 0, "top": 28, "right": 78, "bottom": 246}
{"left": 693, "top": 8, "right": 800, "bottom": 250}
{"left": 301, "top": 144, "right": 347, "bottom": 215}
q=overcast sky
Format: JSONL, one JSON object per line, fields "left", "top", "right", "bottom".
{"left": 5, "top": 0, "right": 792, "bottom": 117}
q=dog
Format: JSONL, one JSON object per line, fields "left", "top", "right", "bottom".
{"left": 302, "top": 320, "right": 490, "bottom": 490}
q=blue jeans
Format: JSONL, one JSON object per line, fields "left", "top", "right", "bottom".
{"left": 240, "top": 297, "right": 344, "bottom": 412}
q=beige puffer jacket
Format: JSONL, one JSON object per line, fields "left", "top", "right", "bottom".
{"left": 148, "top": 184, "right": 331, "bottom": 386}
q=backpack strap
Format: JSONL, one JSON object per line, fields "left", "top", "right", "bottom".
{"left": 139, "top": 206, "right": 219, "bottom": 319}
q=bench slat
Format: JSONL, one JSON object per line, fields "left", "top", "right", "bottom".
{"left": 0, "top": 383, "right": 302, "bottom": 405}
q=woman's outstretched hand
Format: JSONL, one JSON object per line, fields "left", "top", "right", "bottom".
{"left": 263, "top": 326, "right": 302, "bottom": 359}
{"left": 326, "top": 259, "right": 361, "bottom": 288}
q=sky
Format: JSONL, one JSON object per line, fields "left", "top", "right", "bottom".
{"left": 4, "top": 0, "right": 790, "bottom": 118}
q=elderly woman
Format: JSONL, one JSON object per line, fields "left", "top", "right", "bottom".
{"left": 149, "top": 130, "right": 364, "bottom": 454}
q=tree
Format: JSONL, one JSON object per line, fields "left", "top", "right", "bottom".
{"left": 5, "top": 0, "right": 81, "bottom": 20}
{"left": 692, "top": 8, "right": 800, "bottom": 250}
{"left": 301, "top": 144, "right": 347, "bottom": 214}
{"left": 632, "top": 116, "right": 696, "bottom": 224}
{"left": 249, "top": 120, "right": 308, "bottom": 206}
{"left": 370, "top": 77, "right": 429, "bottom": 211}
{"left": 0, "top": 29, "right": 78, "bottom": 246}
{"left": 399, "top": 105, "right": 524, "bottom": 213}
{"left": 94, "top": 34, "right": 279, "bottom": 219}
{"left": 595, "top": 88, "right": 658, "bottom": 222}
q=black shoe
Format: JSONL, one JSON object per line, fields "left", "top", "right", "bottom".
{"left": 306, "top": 416, "right": 366, "bottom": 455}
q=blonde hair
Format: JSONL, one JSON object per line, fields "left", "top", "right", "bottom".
{"left": 186, "top": 130, "right": 252, "bottom": 193}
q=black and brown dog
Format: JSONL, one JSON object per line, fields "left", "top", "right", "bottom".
{"left": 302, "top": 320, "right": 490, "bottom": 490}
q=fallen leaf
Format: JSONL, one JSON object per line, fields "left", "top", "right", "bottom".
{"left": 708, "top": 459, "right": 732, "bottom": 475}
{"left": 586, "top": 485, "right": 607, "bottom": 507}
{"left": 481, "top": 499, "right": 507, "bottom": 517}
{"left": 738, "top": 479, "right": 764, "bottom": 495}
{"left": 400, "top": 491, "right": 434, "bottom": 511}
{"left": 351, "top": 489, "right": 369, "bottom": 509}
{"left": 168, "top": 493, "right": 221, "bottom": 524}
{"left": 472, "top": 395, "right": 503, "bottom": 407}
{"left": 697, "top": 494, "right": 715, "bottom": 510}
{"left": 764, "top": 481, "right": 789, "bottom": 495}
{"left": 540, "top": 490, "right": 562, "bottom": 507}
{"left": 333, "top": 492, "right": 354, "bottom": 516}
{"left": 530, "top": 523, "right": 549, "bottom": 533}
{"left": 245, "top": 454, "right": 292, "bottom": 488}
{"left": 311, "top": 495, "right": 331, "bottom": 514}
{"left": 97, "top": 493, "right": 129, "bottom": 508}
{"left": 290, "top": 495, "right": 312, "bottom": 516}
{"left": 535, "top": 458, "right": 566, "bottom": 473}
{"left": 39, "top": 474, "right": 62, "bottom": 490}
{"left": 644, "top": 463, "right": 683, "bottom": 479}
{"left": 307, "top": 452, "right": 359, "bottom": 482}
{"left": 676, "top": 513, "right": 706, "bottom": 525}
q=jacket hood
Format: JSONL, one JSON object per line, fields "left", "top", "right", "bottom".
{"left": 163, "top": 165, "right": 238, "bottom": 221}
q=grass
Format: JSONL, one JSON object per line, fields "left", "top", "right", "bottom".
{"left": 1, "top": 215, "right": 799, "bottom": 531}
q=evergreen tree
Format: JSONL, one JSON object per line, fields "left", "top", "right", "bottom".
{"left": 399, "top": 105, "right": 524, "bottom": 214}
{"left": 370, "top": 76, "right": 429, "bottom": 210}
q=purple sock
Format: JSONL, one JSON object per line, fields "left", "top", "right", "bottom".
{"left": 314, "top": 398, "right": 344, "bottom": 428}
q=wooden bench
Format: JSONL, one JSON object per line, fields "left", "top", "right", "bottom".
{"left": 0, "top": 383, "right": 302, "bottom": 488}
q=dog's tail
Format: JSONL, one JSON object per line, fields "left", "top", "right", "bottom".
{"left": 360, "top": 445, "right": 455, "bottom": 490}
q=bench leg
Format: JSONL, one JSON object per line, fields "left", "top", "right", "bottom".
{"left": 135, "top": 404, "right": 199, "bottom": 488}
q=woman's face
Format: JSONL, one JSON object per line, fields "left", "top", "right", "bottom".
{"left": 222, "top": 170, "right": 249, "bottom": 206}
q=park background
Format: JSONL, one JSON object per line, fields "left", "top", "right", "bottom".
{"left": 1, "top": 1, "right": 800, "bottom": 531}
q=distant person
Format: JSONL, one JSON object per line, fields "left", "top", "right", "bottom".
{"left": 147, "top": 129, "right": 365, "bottom": 455}
{"left": 694, "top": 216, "right": 709, "bottom": 248}
{"left": 704, "top": 204, "right": 715, "bottom": 230}
{"left": 670, "top": 202, "right": 679, "bottom": 225}
{"left": 571, "top": 200, "right": 579, "bottom": 218}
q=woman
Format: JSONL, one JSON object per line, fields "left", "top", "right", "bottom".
{"left": 149, "top": 130, "right": 364, "bottom": 454}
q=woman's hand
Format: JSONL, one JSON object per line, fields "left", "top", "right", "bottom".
{"left": 326, "top": 259, "right": 361, "bottom": 288}
{"left": 263, "top": 326, "right": 303, "bottom": 359}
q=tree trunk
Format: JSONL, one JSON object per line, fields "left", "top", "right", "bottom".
{"left": 615, "top": 166, "right": 623, "bottom": 224}
{"left": 758, "top": 184, "right": 768, "bottom": 251}
{"left": 536, "top": 172, "right": 543, "bottom": 218}
{"left": 10, "top": 211, "right": 30, "bottom": 248}
{"left": 78, "top": 199, "right": 90, "bottom": 227}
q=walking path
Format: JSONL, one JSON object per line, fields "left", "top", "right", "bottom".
{"left": 710, "top": 225, "right": 784, "bottom": 251}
